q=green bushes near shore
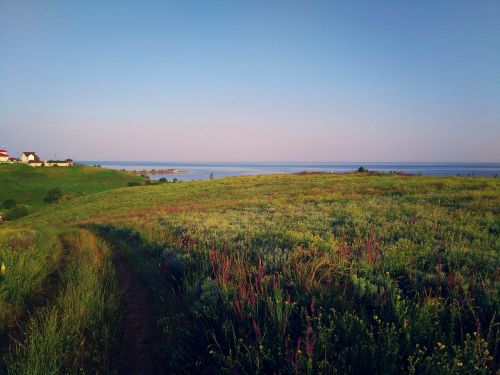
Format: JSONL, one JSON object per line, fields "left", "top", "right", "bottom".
{"left": 44, "top": 188, "right": 63, "bottom": 203}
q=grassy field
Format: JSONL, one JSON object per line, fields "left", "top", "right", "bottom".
{"left": 0, "top": 164, "right": 143, "bottom": 215}
{"left": 0, "top": 168, "right": 499, "bottom": 373}
{"left": 0, "top": 164, "right": 141, "bottom": 345}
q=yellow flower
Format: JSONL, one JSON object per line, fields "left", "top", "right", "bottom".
{"left": 0, "top": 262, "right": 5, "bottom": 275}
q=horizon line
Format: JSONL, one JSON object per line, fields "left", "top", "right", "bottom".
{"left": 75, "top": 160, "right": 500, "bottom": 164}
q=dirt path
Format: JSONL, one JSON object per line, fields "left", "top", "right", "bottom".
{"left": 114, "top": 251, "right": 158, "bottom": 375}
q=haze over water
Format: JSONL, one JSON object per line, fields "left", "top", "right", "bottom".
{"left": 80, "top": 161, "right": 500, "bottom": 181}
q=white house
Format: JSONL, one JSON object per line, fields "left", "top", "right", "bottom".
{"left": 21, "top": 152, "right": 41, "bottom": 164}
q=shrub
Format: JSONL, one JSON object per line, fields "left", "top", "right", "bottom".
{"left": 2, "top": 199, "right": 16, "bottom": 209}
{"left": 159, "top": 178, "right": 167, "bottom": 183}
{"left": 358, "top": 166, "right": 367, "bottom": 173}
{"left": 5, "top": 206, "right": 29, "bottom": 220}
{"left": 44, "top": 188, "right": 63, "bottom": 203}
{"left": 127, "top": 182, "right": 142, "bottom": 187}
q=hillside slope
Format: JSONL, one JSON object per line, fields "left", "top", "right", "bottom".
{"left": 1, "top": 173, "right": 499, "bottom": 373}
{"left": 0, "top": 164, "right": 143, "bottom": 214}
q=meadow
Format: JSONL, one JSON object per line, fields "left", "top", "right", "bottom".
{"left": 0, "top": 164, "right": 143, "bottom": 214}
{"left": 0, "top": 166, "right": 498, "bottom": 374}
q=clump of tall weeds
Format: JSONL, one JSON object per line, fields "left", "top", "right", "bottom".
{"left": 6, "top": 230, "right": 121, "bottom": 374}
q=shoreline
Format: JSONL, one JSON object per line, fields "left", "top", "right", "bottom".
{"left": 127, "top": 169, "right": 185, "bottom": 175}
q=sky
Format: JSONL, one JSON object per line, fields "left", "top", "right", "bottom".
{"left": 0, "top": 1, "right": 499, "bottom": 162}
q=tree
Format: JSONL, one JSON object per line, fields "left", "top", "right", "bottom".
{"left": 44, "top": 188, "right": 63, "bottom": 203}
{"left": 159, "top": 178, "right": 168, "bottom": 183}
{"left": 358, "top": 166, "right": 367, "bottom": 173}
{"left": 2, "top": 199, "right": 16, "bottom": 209}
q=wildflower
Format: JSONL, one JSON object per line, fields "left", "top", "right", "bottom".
{"left": 0, "top": 261, "right": 5, "bottom": 276}
{"left": 233, "top": 297, "right": 242, "bottom": 318}
{"left": 304, "top": 327, "right": 316, "bottom": 359}
{"left": 252, "top": 319, "right": 261, "bottom": 339}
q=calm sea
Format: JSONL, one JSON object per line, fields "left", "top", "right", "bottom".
{"left": 78, "top": 162, "right": 500, "bottom": 181}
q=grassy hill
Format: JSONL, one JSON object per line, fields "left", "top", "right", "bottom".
{"left": 0, "top": 172, "right": 499, "bottom": 373}
{"left": 0, "top": 163, "right": 143, "bottom": 217}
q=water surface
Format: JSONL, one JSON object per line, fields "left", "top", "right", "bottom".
{"left": 78, "top": 162, "right": 500, "bottom": 181}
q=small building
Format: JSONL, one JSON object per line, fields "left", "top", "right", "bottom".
{"left": 0, "top": 148, "right": 9, "bottom": 162}
{"left": 45, "top": 159, "right": 74, "bottom": 167}
{"left": 21, "top": 152, "right": 41, "bottom": 164}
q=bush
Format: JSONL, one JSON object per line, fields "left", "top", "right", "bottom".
{"left": 159, "top": 178, "right": 167, "bottom": 183}
{"left": 5, "top": 206, "right": 29, "bottom": 220}
{"left": 44, "top": 188, "right": 63, "bottom": 203}
{"left": 2, "top": 199, "right": 16, "bottom": 209}
{"left": 358, "top": 166, "right": 367, "bottom": 173}
{"left": 127, "top": 182, "right": 142, "bottom": 187}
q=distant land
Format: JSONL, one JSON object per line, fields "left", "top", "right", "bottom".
{"left": 79, "top": 161, "right": 500, "bottom": 181}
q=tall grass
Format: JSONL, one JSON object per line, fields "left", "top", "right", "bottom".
{"left": 6, "top": 229, "right": 121, "bottom": 374}
{"left": 0, "top": 228, "right": 62, "bottom": 333}
{"left": 0, "top": 172, "right": 498, "bottom": 373}
{"left": 95, "top": 174, "right": 499, "bottom": 373}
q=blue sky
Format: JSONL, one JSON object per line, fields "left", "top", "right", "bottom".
{"left": 1, "top": 1, "right": 499, "bottom": 161}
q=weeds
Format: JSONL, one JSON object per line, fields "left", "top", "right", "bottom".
{"left": 0, "top": 172, "right": 498, "bottom": 373}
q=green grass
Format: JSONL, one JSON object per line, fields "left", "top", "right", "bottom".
{"left": 0, "top": 163, "right": 143, "bottom": 215}
{"left": 0, "top": 172, "right": 499, "bottom": 373}
{"left": 5, "top": 229, "right": 121, "bottom": 374}
{"left": 0, "top": 164, "right": 140, "bottom": 335}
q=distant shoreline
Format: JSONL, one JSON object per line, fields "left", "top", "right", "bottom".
{"left": 78, "top": 161, "right": 500, "bottom": 181}
{"left": 127, "top": 169, "right": 185, "bottom": 175}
